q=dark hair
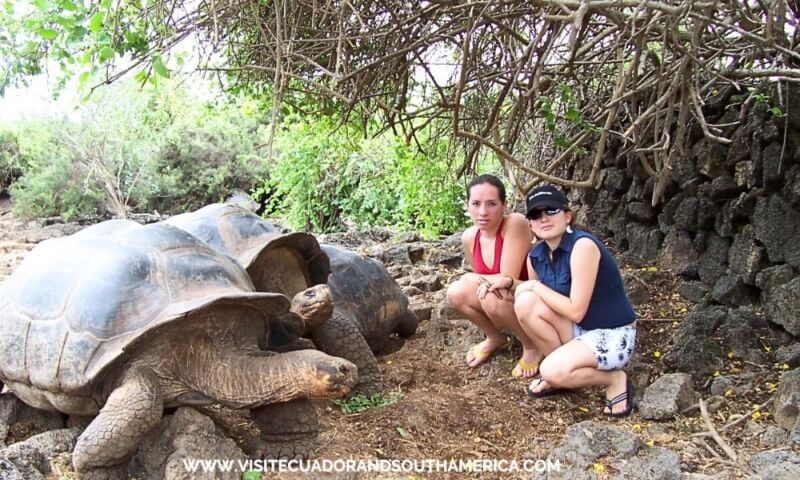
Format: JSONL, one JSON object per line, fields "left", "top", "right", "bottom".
{"left": 467, "top": 174, "right": 506, "bottom": 203}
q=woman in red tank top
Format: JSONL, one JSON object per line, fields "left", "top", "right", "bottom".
{"left": 446, "top": 174, "right": 541, "bottom": 378}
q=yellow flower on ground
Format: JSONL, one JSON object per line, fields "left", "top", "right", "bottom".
{"left": 654, "top": 351, "right": 662, "bottom": 358}
{"left": 592, "top": 463, "right": 606, "bottom": 473}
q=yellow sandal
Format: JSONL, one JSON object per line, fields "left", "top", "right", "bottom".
{"left": 511, "top": 358, "right": 540, "bottom": 378}
{"left": 465, "top": 336, "right": 512, "bottom": 368}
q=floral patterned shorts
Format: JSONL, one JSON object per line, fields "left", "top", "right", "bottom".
{"left": 572, "top": 323, "right": 637, "bottom": 370}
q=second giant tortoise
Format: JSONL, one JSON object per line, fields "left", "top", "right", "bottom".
{"left": 0, "top": 220, "right": 356, "bottom": 478}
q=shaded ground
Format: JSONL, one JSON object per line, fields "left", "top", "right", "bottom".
{"left": 0, "top": 197, "right": 787, "bottom": 480}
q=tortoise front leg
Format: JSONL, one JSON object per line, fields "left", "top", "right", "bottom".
{"left": 311, "top": 312, "right": 383, "bottom": 396}
{"left": 251, "top": 398, "right": 319, "bottom": 459}
{"left": 73, "top": 367, "right": 163, "bottom": 478}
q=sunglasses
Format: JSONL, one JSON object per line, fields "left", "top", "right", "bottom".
{"left": 527, "top": 207, "right": 562, "bottom": 220}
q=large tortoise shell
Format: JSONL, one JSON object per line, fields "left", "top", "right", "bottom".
{"left": 0, "top": 220, "right": 298, "bottom": 396}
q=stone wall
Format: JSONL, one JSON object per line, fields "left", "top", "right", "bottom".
{"left": 571, "top": 89, "right": 800, "bottom": 338}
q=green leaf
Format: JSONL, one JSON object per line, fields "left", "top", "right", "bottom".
{"left": 396, "top": 427, "right": 410, "bottom": 438}
{"left": 98, "top": 46, "right": 114, "bottom": 63}
{"left": 133, "top": 69, "right": 147, "bottom": 84}
{"left": 565, "top": 106, "right": 581, "bottom": 122}
{"left": 60, "top": 1, "right": 78, "bottom": 11}
{"left": 54, "top": 15, "right": 76, "bottom": 28}
{"left": 241, "top": 471, "right": 261, "bottom": 480}
{"left": 88, "top": 11, "right": 104, "bottom": 32}
{"left": 77, "top": 70, "right": 90, "bottom": 89}
{"left": 38, "top": 28, "right": 58, "bottom": 40}
{"left": 66, "top": 26, "right": 88, "bottom": 46}
{"left": 152, "top": 55, "right": 170, "bottom": 78}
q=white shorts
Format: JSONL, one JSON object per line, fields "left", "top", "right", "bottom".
{"left": 572, "top": 323, "right": 637, "bottom": 370}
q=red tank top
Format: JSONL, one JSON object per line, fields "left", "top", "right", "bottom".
{"left": 472, "top": 218, "right": 529, "bottom": 280}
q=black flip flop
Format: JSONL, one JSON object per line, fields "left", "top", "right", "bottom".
{"left": 525, "top": 378, "right": 567, "bottom": 398}
{"left": 604, "top": 377, "right": 634, "bottom": 418}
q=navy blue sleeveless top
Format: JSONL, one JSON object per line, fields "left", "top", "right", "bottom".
{"left": 528, "top": 229, "right": 635, "bottom": 330}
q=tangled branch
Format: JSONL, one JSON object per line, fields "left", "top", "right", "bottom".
{"left": 84, "top": 0, "right": 800, "bottom": 202}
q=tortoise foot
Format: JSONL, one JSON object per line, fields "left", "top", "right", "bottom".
{"left": 254, "top": 436, "right": 317, "bottom": 460}
{"left": 76, "top": 464, "right": 128, "bottom": 480}
{"left": 251, "top": 399, "right": 319, "bottom": 461}
{"left": 346, "top": 378, "right": 384, "bottom": 398}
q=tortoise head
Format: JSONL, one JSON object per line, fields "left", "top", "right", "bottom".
{"left": 298, "top": 350, "right": 358, "bottom": 399}
{"left": 290, "top": 284, "right": 333, "bottom": 331}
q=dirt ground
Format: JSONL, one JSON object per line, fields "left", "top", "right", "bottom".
{"left": 0, "top": 197, "right": 787, "bottom": 480}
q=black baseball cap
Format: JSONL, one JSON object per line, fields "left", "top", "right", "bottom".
{"left": 525, "top": 185, "right": 568, "bottom": 217}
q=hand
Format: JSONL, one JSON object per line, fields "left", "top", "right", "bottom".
{"left": 516, "top": 280, "right": 540, "bottom": 295}
{"left": 476, "top": 276, "right": 505, "bottom": 300}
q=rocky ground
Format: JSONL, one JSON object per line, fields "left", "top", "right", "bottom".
{"left": 0, "top": 196, "right": 798, "bottom": 480}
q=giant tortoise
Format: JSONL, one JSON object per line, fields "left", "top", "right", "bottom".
{"left": 165, "top": 204, "right": 418, "bottom": 395}
{"left": 0, "top": 220, "right": 357, "bottom": 478}
{"left": 316, "top": 243, "right": 419, "bottom": 394}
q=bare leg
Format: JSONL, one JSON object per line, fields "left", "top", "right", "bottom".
{"left": 514, "top": 288, "right": 574, "bottom": 355}
{"left": 73, "top": 367, "right": 163, "bottom": 478}
{"left": 515, "top": 293, "right": 631, "bottom": 415}
{"left": 447, "top": 274, "right": 539, "bottom": 370}
{"left": 540, "top": 340, "right": 630, "bottom": 414}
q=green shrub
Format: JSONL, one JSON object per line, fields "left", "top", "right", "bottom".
{"left": 4, "top": 79, "right": 472, "bottom": 236}
{"left": 11, "top": 153, "right": 103, "bottom": 220}
{"left": 395, "top": 138, "right": 466, "bottom": 237}
{"left": 0, "top": 129, "right": 23, "bottom": 193}
{"left": 262, "top": 117, "right": 468, "bottom": 236}
{"left": 4, "top": 79, "right": 270, "bottom": 218}
{"left": 148, "top": 101, "right": 268, "bottom": 214}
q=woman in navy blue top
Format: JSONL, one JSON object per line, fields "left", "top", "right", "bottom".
{"left": 506, "top": 184, "right": 637, "bottom": 417}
